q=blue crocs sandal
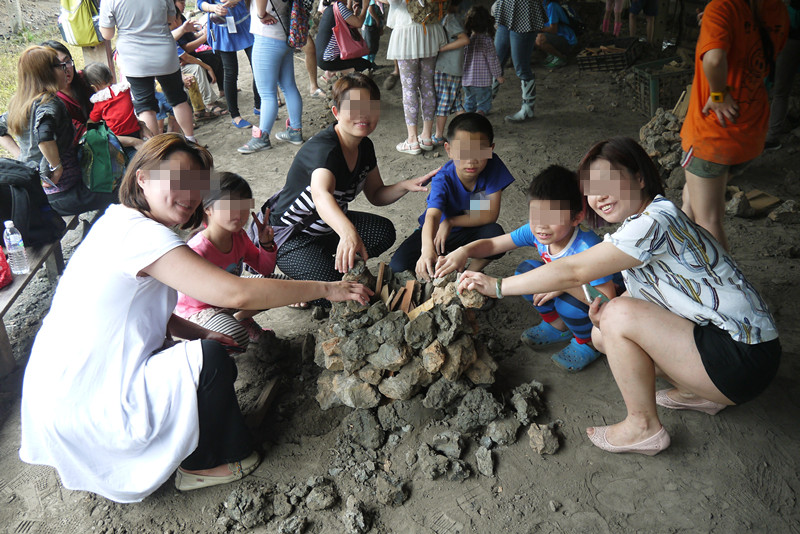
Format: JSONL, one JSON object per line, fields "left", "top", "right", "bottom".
{"left": 551, "top": 338, "right": 601, "bottom": 372}
{"left": 521, "top": 322, "right": 573, "bottom": 346}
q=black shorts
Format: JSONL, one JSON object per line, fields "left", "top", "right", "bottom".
{"left": 695, "top": 323, "right": 781, "bottom": 404}
{"left": 629, "top": 0, "right": 658, "bottom": 16}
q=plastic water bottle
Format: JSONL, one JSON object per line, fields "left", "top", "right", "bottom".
{"left": 3, "top": 221, "right": 29, "bottom": 275}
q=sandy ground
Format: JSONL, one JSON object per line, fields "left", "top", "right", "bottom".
{"left": 2, "top": 16, "right": 800, "bottom": 534}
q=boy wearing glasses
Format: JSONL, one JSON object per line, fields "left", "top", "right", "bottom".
{"left": 389, "top": 112, "right": 514, "bottom": 279}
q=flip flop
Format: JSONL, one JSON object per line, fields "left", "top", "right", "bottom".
{"left": 655, "top": 389, "right": 727, "bottom": 415}
{"left": 193, "top": 110, "right": 217, "bottom": 121}
{"left": 587, "top": 425, "right": 670, "bottom": 456}
{"left": 310, "top": 88, "right": 326, "bottom": 98}
{"left": 551, "top": 338, "right": 600, "bottom": 372}
{"left": 207, "top": 105, "right": 229, "bottom": 117}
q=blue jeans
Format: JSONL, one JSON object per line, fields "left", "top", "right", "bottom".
{"left": 494, "top": 25, "right": 536, "bottom": 81}
{"left": 252, "top": 34, "right": 303, "bottom": 132}
{"left": 463, "top": 86, "right": 493, "bottom": 114}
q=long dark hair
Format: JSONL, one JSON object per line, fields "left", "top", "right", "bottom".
{"left": 465, "top": 5, "right": 495, "bottom": 38}
{"left": 40, "top": 40, "right": 94, "bottom": 117}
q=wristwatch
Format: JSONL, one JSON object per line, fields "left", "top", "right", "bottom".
{"left": 710, "top": 87, "right": 727, "bottom": 103}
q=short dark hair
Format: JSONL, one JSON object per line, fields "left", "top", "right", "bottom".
{"left": 577, "top": 137, "right": 665, "bottom": 226}
{"left": 119, "top": 133, "right": 214, "bottom": 230}
{"left": 446, "top": 112, "right": 494, "bottom": 144}
{"left": 527, "top": 165, "right": 584, "bottom": 219}
{"left": 331, "top": 72, "right": 380, "bottom": 109}
{"left": 83, "top": 62, "right": 114, "bottom": 88}
{"left": 464, "top": 5, "right": 495, "bottom": 38}
{"left": 40, "top": 39, "right": 93, "bottom": 117}
{"left": 203, "top": 172, "right": 253, "bottom": 207}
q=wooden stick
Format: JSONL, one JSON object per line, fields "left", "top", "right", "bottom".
{"left": 389, "top": 287, "right": 405, "bottom": 311}
{"left": 400, "top": 280, "right": 416, "bottom": 313}
{"left": 407, "top": 298, "right": 434, "bottom": 320}
{"left": 380, "top": 285, "right": 391, "bottom": 304}
{"left": 375, "top": 261, "right": 386, "bottom": 295}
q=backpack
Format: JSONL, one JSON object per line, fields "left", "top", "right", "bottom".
{"left": 78, "top": 122, "right": 128, "bottom": 194}
{"left": 406, "top": 0, "right": 444, "bottom": 26}
{"left": 58, "top": 0, "right": 104, "bottom": 47}
{"left": 559, "top": 2, "right": 586, "bottom": 36}
{"left": 0, "top": 158, "right": 66, "bottom": 247}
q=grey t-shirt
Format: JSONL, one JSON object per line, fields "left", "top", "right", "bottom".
{"left": 435, "top": 14, "right": 466, "bottom": 76}
{"left": 99, "top": 0, "right": 180, "bottom": 77}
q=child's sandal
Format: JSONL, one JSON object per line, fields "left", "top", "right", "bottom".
{"left": 551, "top": 338, "right": 601, "bottom": 372}
{"left": 417, "top": 136, "right": 435, "bottom": 151}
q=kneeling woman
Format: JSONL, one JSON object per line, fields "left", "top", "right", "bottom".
{"left": 20, "top": 134, "right": 371, "bottom": 503}
{"left": 270, "top": 73, "right": 435, "bottom": 285}
{"left": 458, "top": 137, "right": 780, "bottom": 456}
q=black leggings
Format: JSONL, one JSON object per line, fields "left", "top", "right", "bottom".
{"left": 179, "top": 340, "right": 253, "bottom": 470}
{"left": 218, "top": 47, "right": 261, "bottom": 118}
{"left": 276, "top": 210, "right": 395, "bottom": 283}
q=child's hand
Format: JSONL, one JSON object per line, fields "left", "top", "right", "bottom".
{"left": 532, "top": 291, "right": 562, "bottom": 306}
{"left": 497, "top": 76, "right": 505, "bottom": 84}
{"left": 252, "top": 208, "right": 275, "bottom": 247}
{"left": 433, "top": 218, "right": 452, "bottom": 255}
{"left": 403, "top": 167, "right": 439, "bottom": 192}
{"left": 434, "top": 248, "right": 467, "bottom": 278}
{"left": 588, "top": 296, "right": 607, "bottom": 327}
{"left": 457, "top": 271, "right": 496, "bottom": 298}
{"left": 416, "top": 250, "right": 438, "bottom": 281}
{"left": 183, "top": 75, "right": 194, "bottom": 88}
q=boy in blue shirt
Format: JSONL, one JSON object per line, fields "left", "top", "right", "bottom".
{"left": 535, "top": 0, "right": 578, "bottom": 68}
{"left": 389, "top": 113, "right": 514, "bottom": 279}
{"left": 435, "top": 165, "right": 620, "bottom": 372}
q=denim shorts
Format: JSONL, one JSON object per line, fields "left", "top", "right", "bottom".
{"left": 681, "top": 150, "right": 752, "bottom": 179}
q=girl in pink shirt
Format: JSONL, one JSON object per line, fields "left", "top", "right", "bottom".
{"left": 175, "top": 172, "right": 278, "bottom": 348}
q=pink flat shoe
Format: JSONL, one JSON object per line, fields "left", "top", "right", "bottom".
{"left": 655, "top": 389, "right": 727, "bottom": 415}
{"left": 587, "top": 425, "right": 670, "bottom": 456}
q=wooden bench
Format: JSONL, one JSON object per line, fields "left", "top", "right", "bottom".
{"left": 0, "top": 215, "right": 81, "bottom": 377}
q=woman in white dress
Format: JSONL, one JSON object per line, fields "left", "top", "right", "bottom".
{"left": 19, "top": 134, "right": 371, "bottom": 503}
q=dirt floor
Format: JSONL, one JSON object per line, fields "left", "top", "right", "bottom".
{"left": 2, "top": 7, "right": 800, "bottom": 533}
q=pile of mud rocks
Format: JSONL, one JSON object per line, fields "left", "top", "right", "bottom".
{"left": 639, "top": 107, "right": 686, "bottom": 190}
{"left": 216, "top": 262, "right": 562, "bottom": 533}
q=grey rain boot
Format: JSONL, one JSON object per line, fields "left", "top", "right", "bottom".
{"left": 491, "top": 77, "right": 501, "bottom": 100}
{"left": 504, "top": 78, "right": 536, "bottom": 123}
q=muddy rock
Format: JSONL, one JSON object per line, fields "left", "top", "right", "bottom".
{"left": 726, "top": 191, "right": 756, "bottom": 218}
{"left": 367, "top": 342, "right": 412, "bottom": 372}
{"left": 441, "top": 335, "right": 478, "bottom": 382}
{"left": 366, "top": 299, "right": 389, "bottom": 321}
{"left": 421, "top": 339, "right": 447, "bottom": 373}
{"left": 377, "top": 396, "right": 435, "bottom": 431}
{"left": 431, "top": 430, "right": 463, "bottom": 459}
{"left": 404, "top": 311, "right": 436, "bottom": 350}
{"left": 342, "top": 495, "right": 371, "bottom": 534}
{"left": 417, "top": 443, "right": 450, "bottom": 480}
{"left": 330, "top": 299, "right": 370, "bottom": 324}
{"left": 342, "top": 409, "right": 385, "bottom": 450}
{"left": 375, "top": 475, "right": 408, "bottom": 506}
{"left": 272, "top": 493, "right": 293, "bottom": 517}
{"left": 305, "top": 483, "right": 338, "bottom": 511}
{"left": 452, "top": 388, "right": 503, "bottom": 433}
{"left": 278, "top": 516, "right": 306, "bottom": 534}
{"left": 332, "top": 374, "right": 380, "bottom": 409}
{"left": 422, "top": 377, "right": 472, "bottom": 410}
{"left": 339, "top": 330, "right": 380, "bottom": 373}
{"left": 447, "top": 459, "right": 471, "bottom": 482}
{"left": 222, "top": 483, "right": 273, "bottom": 530}
{"left": 464, "top": 343, "right": 498, "bottom": 385}
{"left": 485, "top": 416, "right": 521, "bottom": 446}
{"left": 433, "top": 271, "right": 458, "bottom": 287}
{"left": 432, "top": 283, "right": 460, "bottom": 308}
{"left": 357, "top": 364, "right": 383, "bottom": 385}
{"left": 511, "top": 381, "right": 545, "bottom": 425}
{"left": 768, "top": 200, "right": 799, "bottom": 224}
{"left": 342, "top": 259, "right": 377, "bottom": 289}
{"left": 458, "top": 288, "right": 488, "bottom": 309}
{"left": 378, "top": 358, "right": 433, "bottom": 400}
{"left": 316, "top": 371, "right": 343, "bottom": 410}
{"left": 475, "top": 446, "right": 494, "bottom": 477}
{"left": 368, "top": 310, "right": 408, "bottom": 345}
{"left": 437, "top": 304, "right": 470, "bottom": 346}
{"left": 528, "top": 422, "right": 560, "bottom": 455}
{"left": 320, "top": 337, "right": 344, "bottom": 371}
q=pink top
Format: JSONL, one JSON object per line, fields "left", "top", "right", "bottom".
{"left": 175, "top": 229, "right": 277, "bottom": 318}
